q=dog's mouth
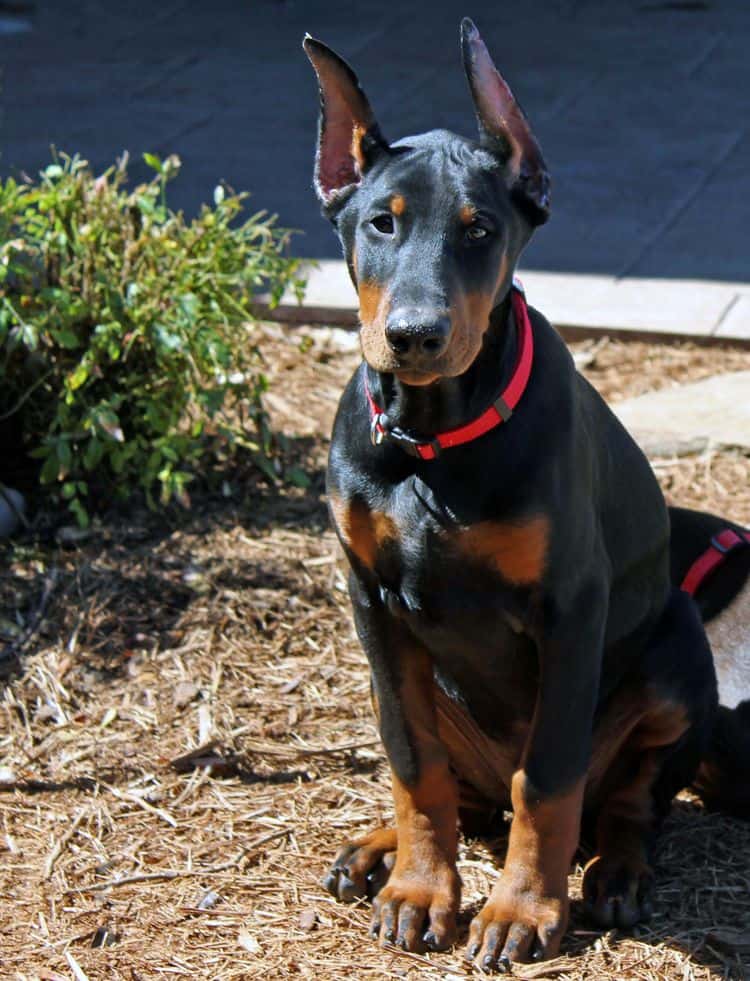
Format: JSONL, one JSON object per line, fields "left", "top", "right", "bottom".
{"left": 393, "top": 368, "right": 441, "bottom": 387}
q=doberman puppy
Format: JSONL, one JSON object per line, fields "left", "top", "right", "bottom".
{"left": 303, "top": 19, "right": 750, "bottom": 972}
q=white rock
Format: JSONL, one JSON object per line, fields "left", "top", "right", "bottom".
{"left": 613, "top": 372, "right": 750, "bottom": 454}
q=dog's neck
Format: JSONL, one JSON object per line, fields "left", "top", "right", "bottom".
{"left": 364, "top": 292, "right": 516, "bottom": 437}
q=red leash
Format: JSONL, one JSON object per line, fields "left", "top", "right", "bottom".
{"left": 365, "top": 279, "right": 533, "bottom": 460}
{"left": 681, "top": 528, "right": 750, "bottom": 596}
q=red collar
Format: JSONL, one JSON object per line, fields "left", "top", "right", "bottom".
{"left": 364, "top": 280, "right": 534, "bottom": 460}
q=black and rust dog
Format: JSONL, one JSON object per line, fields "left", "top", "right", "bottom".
{"left": 303, "top": 19, "right": 750, "bottom": 972}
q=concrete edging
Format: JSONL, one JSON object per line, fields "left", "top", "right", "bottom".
{"left": 264, "top": 262, "right": 750, "bottom": 347}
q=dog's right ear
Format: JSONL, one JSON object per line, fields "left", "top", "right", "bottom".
{"left": 303, "top": 35, "right": 388, "bottom": 210}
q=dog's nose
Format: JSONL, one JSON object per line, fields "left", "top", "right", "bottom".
{"left": 385, "top": 309, "right": 450, "bottom": 359}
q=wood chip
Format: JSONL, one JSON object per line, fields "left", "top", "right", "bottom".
{"left": 298, "top": 908, "right": 318, "bottom": 931}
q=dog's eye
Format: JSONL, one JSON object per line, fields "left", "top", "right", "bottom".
{"left": 371, "top": 214, "right": 395, "bottom": 235}
{"left": 466, "top": 224, "right": 490, "bottom": 242}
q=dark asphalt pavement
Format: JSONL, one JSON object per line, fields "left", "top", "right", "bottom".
{"left": 2, "top": 1, "right": 748, "bottom": 278}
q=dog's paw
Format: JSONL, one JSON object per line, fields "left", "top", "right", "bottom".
{"left": 465, "top": 887, "right": 567, "bottom": 972}
{"left": 582, "top": 853, "right": 654, "bottom": 928}
{"left": 370, "top": 868, "right": 460, "bottom": 952}
{"left": 321, "top": 826, "right": 397, "bottom": 903}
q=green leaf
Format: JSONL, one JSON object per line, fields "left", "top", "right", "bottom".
{"left": 69, "top": 497, "right": 90, "bottom": 529}
{"left": 154, "top": 325, "right": 183, "bottom": 352}
{"left": 50, "top": 326, "right": 80, "bottom": 349}
{"left": 83, "top": 438, "right": 104, "bottom": 469}
{"left": 57, "top": 438, "right": 72, "bottom": 477}
{"left": 285, "top": 466, "right": 310, "bottom": 489}
{"left": 252, "top": 453, "right": 277, "bottom": 484}
{"left": 67, "top": 363, "right": 89, "bottom": 391}
{"left": 40, "top": 450, "right": 60, "bottom": 484}
{"left": 93, "top": 407, "right": 124, "bottom": 442}
{"left": 143, "top": 153, "right": 163, "bottom": 173}
{"left": 136, "top": 193, "right": 155, "bottom": 215}
{"left": 178, "top": 292, "right": 199, "bottom": 323}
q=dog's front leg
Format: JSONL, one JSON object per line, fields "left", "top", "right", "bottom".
{"left": 467, "top": 580, "right": 608, "bottom": 972}
{"left": 350, "top": 576, "right": 461, "bottom": 953}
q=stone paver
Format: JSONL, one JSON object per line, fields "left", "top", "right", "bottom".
{"left": 715, "top": 296, "right": 750, "bottom": 341}
{"left": 1, "top": 1, "right": 749, "bottom": 281}
{"left": 612, "top": 372, "right": 750, "bottom": 455}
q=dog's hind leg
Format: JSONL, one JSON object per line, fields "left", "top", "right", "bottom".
{"left": 583, "top": 589, "right": 717, "bottom": 927}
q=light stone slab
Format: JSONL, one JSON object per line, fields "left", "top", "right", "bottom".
{"left": 613, "top": 372, "right": 750, "bottom": 454}
{"left": 714, "top": 295, "right": 750, "bottom": 341}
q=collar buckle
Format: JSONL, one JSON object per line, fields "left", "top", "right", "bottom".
{"left": 386, "top": 427, "right": 441, "bottom": 458}
{"left": 370, "top": 413, "right": 386, "bottom": 446}
{"left": 371, "top": 414, "right": 440, "bottom": 458}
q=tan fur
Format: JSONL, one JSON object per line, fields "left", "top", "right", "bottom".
{"left": 329, "top": 493, "right": 397, "bottom": 570}
{"left": 350, "top": 123, "right": 367, "bottom": 172}
{"left": 390, "top": 194, "right": 406, "bottom": 216}
{"left": 372, "top": 647, "right": 461, "bottom": 943}
{"left": 459, "top": 203, "right": 477, "bottom": 225}
{"left": 446, "top": 254, "right": 509, "bottom": 378}
{"left": 587, "top": 690, "right": 689, "bottom": 797}
{"left": 451, "top": 513, "right": 549, "bottom": 585}
{"left": 394, "top": 369, "right": 440, "bottom": 386}
{"left": 468, "top": 772, "right": 582, "bottom": 957}
{"left": 581, "top": 694, "right": 689, "bottom": 915}
{"left": 357, "top": 280, "right": 399, "bottom": 371}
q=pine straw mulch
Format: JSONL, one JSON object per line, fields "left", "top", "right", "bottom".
{"left": 2, "top": 327, "right": 750, "bottom": 981}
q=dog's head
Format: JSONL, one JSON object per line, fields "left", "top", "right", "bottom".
{"left": 304, "top": 19, "right": 550, "bottom": 386}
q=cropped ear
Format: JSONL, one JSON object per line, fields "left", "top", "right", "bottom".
{"left": 460, "top": 18, "right": 550, "bottom": 225}
{"left": 303, "top": 35, "right": 388, "bottom": 209}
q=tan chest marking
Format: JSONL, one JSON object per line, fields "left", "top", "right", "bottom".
{"left": 330, "top": 494, "right": 398, "bottom": 570}
{"left": 451, "top": 514, "right": 549, "bottom": 585}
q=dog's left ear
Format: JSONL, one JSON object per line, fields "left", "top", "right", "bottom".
{"left": 304, "top": 35, "right": 388, "bottom": 211}
{"left": 460, "top": 18, "right": 550, "bottom": 225}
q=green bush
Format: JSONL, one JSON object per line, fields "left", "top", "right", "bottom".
{"left": 0, "top": 152, "right": 305, "bottom": 525}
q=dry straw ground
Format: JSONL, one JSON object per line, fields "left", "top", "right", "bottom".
{"left": 2, "top": 327, "right": 750, "bottom": 981}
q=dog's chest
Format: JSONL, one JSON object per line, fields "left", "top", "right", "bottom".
{"left": 331, "top": 475, "right": 548, "bottom": 630}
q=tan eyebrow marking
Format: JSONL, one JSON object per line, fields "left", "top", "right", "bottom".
{"left": 460, "top": 204, "right": 477, "bottom": 225}
{"left": 390, "top": 194, "right": 407, "bottom": 216}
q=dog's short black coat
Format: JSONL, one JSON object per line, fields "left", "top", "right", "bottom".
{"left": 304, "top": 19, "right": 750, "bottom": 972}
